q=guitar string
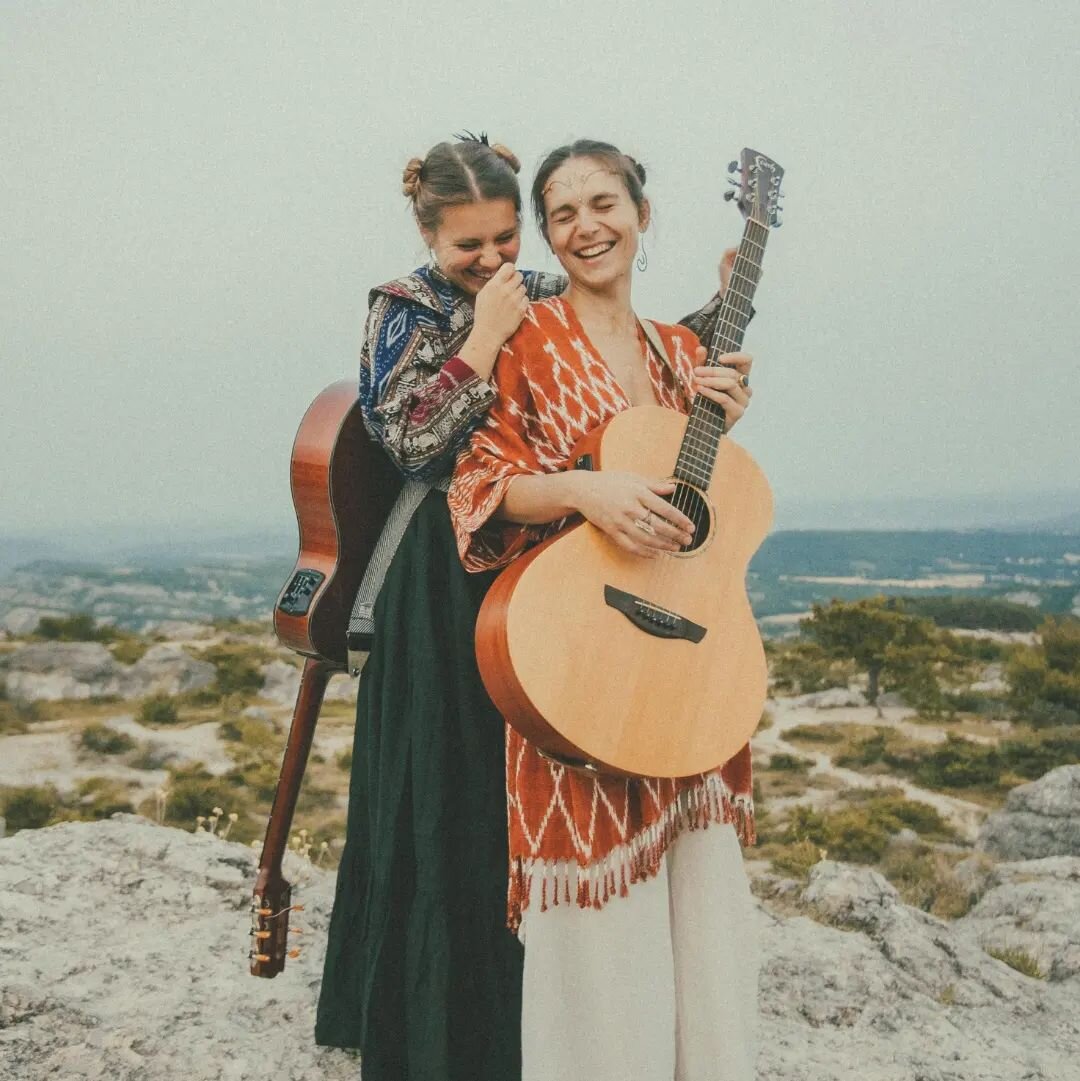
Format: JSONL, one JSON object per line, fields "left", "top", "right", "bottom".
{"left": 667, "top": 216, "right": 767, "bottom": 567}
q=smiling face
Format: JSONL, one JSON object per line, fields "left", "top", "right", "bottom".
{"left": 541, "top": 157, "right": 649, "bottom": 290}
{"left": 423, "top": 198, "right": 521, "bottom": 296}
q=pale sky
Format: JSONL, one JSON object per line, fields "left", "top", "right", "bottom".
{"left": 3, "top": 1, "right": 1078, "bottom": 541}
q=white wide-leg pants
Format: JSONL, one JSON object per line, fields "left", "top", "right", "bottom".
{"left": 519, "top": 823, "right": 759, "bottom": 1081}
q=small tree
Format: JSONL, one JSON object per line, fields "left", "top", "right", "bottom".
{"left": 1007, "top": 616, "right": 1080, "bottom": 718}
{"left": 804, "top": 597, "right": 941, "bottom": 712}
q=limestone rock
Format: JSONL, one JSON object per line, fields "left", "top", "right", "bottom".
{"left": 0, "top": 642, "right": 123, "bottom": 701}
{"left": 259, "top": 660, "right": 356, "bottom": 707}
{"left": 3, "top": 817, "right": 1079, "bottom": 1080}
{"left": 801, "top": 860, "right": 899, "bottom": 930}
{"left": 958, "top": 857, "right": 1080, "bottom": 983}
{"left": 1, "top": 607, "right": 66, "bottom": 636}
{"left": 0, "top": 641, "right": 214, "bottom": 702}
{"left": 0, "top": 816, "right": 357, "bottom": 1081}
{"left": 127, "top": 643, "right": 215, "bottom": 696}
{"left": 978, "top": 765, "right": 1080, "bottom": 860}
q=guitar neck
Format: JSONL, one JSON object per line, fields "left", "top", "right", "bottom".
{"left": 257, "top": 656, "right": 332, "bottom": 872}
{"left": 673, "top": 218, "right": 769, "bottom": 490}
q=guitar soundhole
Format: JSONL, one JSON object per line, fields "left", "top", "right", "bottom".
{"left": 667, "top": 483, "right": 712, "bottom": 554}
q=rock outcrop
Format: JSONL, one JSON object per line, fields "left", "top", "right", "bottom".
{"left": 2, "top": 818, "right": 1078, "bottom": 1080}
{"left": 978, "top": 764, "right": 1080, "bottom": 860}
{"left": 0, "top": 642, "right": 215, "bottom": 702}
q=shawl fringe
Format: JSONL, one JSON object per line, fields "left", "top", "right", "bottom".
{"left": 507, "top": 774, "right": 755, "bottom": 932}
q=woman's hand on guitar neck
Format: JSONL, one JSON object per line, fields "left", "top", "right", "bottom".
{"left": 570, "top": 471, "right": 695, "bottom": 558}
{"left": 693, "top": 346, "right": 753, "bottom": 429}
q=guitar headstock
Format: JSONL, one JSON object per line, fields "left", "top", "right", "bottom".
{"left": 724, "top": 148, "right": 784, "bottom": 228}
{"left": 250, "top": 866, "right": 303, "bottom": 978}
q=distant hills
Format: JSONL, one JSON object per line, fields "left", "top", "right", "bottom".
{"left": 2, "top": 528, "right": 1076, "bottom": 634}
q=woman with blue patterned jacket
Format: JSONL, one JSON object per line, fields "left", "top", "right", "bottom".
{"left": 314, "top": 133, "right": 747, "bottom": 1081}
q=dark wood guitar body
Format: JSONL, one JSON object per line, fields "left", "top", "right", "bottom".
{"left": 273, "top": 379, "right": 402, "bottom": 665}
{"left": 253, "top": 379, "right": 401, "bottom": 977}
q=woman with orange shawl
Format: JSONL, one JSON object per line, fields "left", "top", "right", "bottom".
{"left": 449, "top": 139, "right": 759, "bottom": 1081}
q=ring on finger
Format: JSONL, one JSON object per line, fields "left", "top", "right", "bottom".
{"left": 634, "top": 511, "right": 656, "bottom": 535}
{"left": 738, "top": 373, "right": 750, "bottom": 389}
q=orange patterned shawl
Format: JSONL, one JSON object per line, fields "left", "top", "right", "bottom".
{"left": 448, "top": 297, "right": 754, "bottom": 929}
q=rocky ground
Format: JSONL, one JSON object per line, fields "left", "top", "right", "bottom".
{"left": 1, "top": 806, "right": 1077, "bottom": 1081}
{"left": 2, "top": 621, "right": 1079, "bottom": 1078}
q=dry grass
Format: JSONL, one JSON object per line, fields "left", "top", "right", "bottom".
{"left": 987, "top": 946, "right": 1045, "bottom": 979}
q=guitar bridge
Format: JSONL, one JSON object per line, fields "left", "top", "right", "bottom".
{"left": 603, "top": 586, "right": 706, "bottom": 643}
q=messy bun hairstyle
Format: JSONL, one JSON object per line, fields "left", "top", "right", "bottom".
{"left": 530, "top": 139, "right": 648, "bottom": 243}
{"left": 402, "top": 132, "right": 522, "bottom": 233}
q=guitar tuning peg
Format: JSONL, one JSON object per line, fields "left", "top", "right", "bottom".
{"left": 727, "top": 160, "right": 739, "bottom": 173}
{"left": 723, "top": 190, "right": 737, "bottom": 202}
{"left": 726, "top": 176, "right": 740, "bottom": 187}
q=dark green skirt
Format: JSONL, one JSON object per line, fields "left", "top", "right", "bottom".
{"left": 315, "top": 491, "right": 522, "bottom": 1081}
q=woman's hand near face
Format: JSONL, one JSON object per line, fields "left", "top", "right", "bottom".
{"left": 692, "top": 346, "right": 753, "bottom": 430}
{"left": 457, "top": 264, "right": 529, "bottom": 381}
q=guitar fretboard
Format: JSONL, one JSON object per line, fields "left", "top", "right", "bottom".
{"left": 673, "top": 219, "right": 768, "bottom": 490}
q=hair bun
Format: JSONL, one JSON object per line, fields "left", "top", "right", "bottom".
{"left": 626, "top": 155, "right": 647, "bottom": 186}
{"left": 402, "top": 157, "right": 424, "bottom": 199}
{"left": 490, "top": 142, "right": 521, "bottom": 174}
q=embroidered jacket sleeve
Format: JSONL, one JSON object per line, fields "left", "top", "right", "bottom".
{"left": 678, "top": 292, "right": 755, "bottom": 344}
{"left": 358, "top": 291, "right": 496, "bottom": 481}
{"left": 523, "top": 269, "right": 567, "bottom": 301}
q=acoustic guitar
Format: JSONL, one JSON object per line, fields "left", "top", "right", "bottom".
{"left": 475, "top": 149, "right": 784, "bottom": 780}
{"left": 251, "top": 380, "right": 400, "bottom": 977}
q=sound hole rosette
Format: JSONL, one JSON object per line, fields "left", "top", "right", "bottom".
{"left": 665, "top": 481, "right": 714, "bottom": 555}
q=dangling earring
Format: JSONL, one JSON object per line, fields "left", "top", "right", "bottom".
{"left": 635, "top": 231, "right": 648, "bottom": 272}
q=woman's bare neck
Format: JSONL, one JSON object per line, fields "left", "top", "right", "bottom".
{"left": 563, "top": 280, "right": 637, "bottom": 338}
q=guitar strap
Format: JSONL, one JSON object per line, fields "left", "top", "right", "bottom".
{"left": 347, "top": 323, "right": 670, "bottom": 675}
{"left": 639, "top": 317, "right": 673, "bottom": 369}
{"left": 346, "top": 475, "right": 450, "bottom": 675}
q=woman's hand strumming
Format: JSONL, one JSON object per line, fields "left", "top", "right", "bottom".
{"left": 572, "top": 471, "right": 695, "bottom": 559}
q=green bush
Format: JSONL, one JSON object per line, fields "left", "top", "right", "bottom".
{"left": 786, "top": 724, "right": 846, "bottom": 744}
{"left": 0, "top": 686, "right": 39, "bottom": 734}
{"left": 79, "top": 724, "right": 136, "bottom": 755}
{"left": 200, "top": 644, "right": 267, "bottom": 698}
{"left": 1042, "top": 617, "right": 1080, "bottom": 673}
{"left": 905, "top": 737, "right": 1002, "bottom": 790}
{"left": 139, "top": 695, "right": 180, "bottom": 725}
{"left": 879, "top": 844, "right": 976, "bottom": 918}
{"left": 835, "top": 731, "right": 890, "bottom": 768}
{"left": 1022, "top": 699, "right": 1080, "bottom": 728}
{"left": 163, "top": 764, "right": 250, "bottom": 828}
{"left": 37, "top": 613, "right": 110, "bottom": 641}
{"left": 898, "top": 596, "right": 1042, "bottom": 633}
{"left": 336, "top": 749, "right": 353, "bottom": 771}
{"left": 768, "top": 753, "right": 812, "bottom": 773}
{"left": 71, "top": 777, "right": 133, "bottom": 820}
{"left": 765, "top": 838, "right": 823, "bottom": 878}
{"left": 110, "top": 638, "right": 150, "bottom": 665}
{"left": 1, "top": 785, "right": 61, "bottom": 832}
{"left": 773, "top": 792, "right": 953, "bottom": 865}
{"left": 769, "top": 640, "right": 847, "bottom": 695}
